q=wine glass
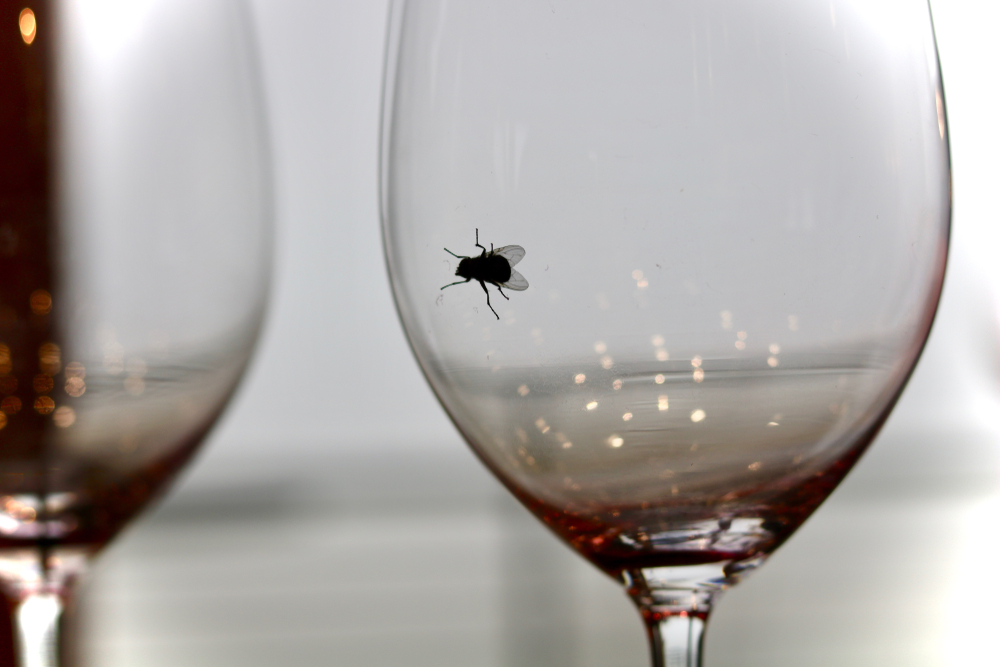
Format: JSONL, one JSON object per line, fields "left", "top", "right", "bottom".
{"left": 380, "top": 1, "right": 949, "bottom": 665}
{"left": 0, "top": 0, "right": 270, "bottom": 664}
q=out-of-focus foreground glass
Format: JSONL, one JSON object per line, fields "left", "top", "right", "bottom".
{"left": 0, "top": 0, "right": 270, "bottom": 664}
{"left": 381, "top": 1, "right": 949, "bottom": 665}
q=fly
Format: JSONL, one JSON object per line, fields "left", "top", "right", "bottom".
{"left": 442, "top": 229, "right": 528, "bottom": 319}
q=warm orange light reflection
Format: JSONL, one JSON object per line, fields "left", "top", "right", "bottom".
{"left": 0, "top": 344, "right": 9, "bottom": 375}
{"left": 38, "top": 343, "right": 60, "bottom": 376}
{"left": 0, "top": 413, "right": 6, "bottom": 430}
{"left": 32, "top": 374, "right": 52, "bottom": 394}
{"left": 29, "top": 289, "right": 50, "bottom": 315}
{"left": 33, "top": 396, "right": 54, "bottom": 414}
{"left": 1, "top": 396, "right": 21, "bottom": 415}
{"left": 19, "top": 8, "right": 35, "bottom": 45}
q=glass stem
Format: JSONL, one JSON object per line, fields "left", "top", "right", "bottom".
{"left": 0, "top": 548, "right": 88, "bottom": 667}
{"left": 644, "top": 610, "right": 708, "bottom": 667}
{"left": 624, "top": 566, "right": 728, "bottom": 667}
{"left": 15, "top": 592, "right": 63, "bottom": 667}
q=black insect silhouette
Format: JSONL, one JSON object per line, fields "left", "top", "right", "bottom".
{"left": 442, "top": 229, "right": 528, "bottom": 319}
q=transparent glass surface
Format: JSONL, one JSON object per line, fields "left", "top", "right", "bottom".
{"left": 0, "top": 0, "right": 270, "bottom": 663}
{"left": 381, "top": 1, "right": 948, "bottom": 664}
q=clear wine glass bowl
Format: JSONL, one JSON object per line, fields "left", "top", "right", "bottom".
{"left": 0, "top": 0, "right": 270, "bottom": 663}
{"left": 381, "top": 1, "right": 948, "bottom": 664}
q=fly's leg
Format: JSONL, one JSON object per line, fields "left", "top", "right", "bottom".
{"left": 441, "top": 278, "right": 471, "bottom": 290}
{"left": 443, "top": 248, "right": 467, "bottom": 259}
{"left": 475, "top": 228, "right": 487, "bottom": 255}
{"left": 496, "top": 285, "right": 509, "bottom": 301}
{"left": 480, "top": 280, "right": 499, "bottom": 319}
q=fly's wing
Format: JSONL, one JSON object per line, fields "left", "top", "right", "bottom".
{"left": 502, "top": 269, "right": 529, "bottom": 291}
{"left": 494, "top": 245, "right": 525, "bottom": 266}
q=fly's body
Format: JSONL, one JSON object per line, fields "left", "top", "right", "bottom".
{"left": 442, "top": 229, "right": 528, "bottom": 319}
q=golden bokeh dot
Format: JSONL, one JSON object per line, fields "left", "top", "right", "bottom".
{"left": 38, "top": 342, "right": 60, "bottom": 376}
{"left": 1, "top": 396, "right": 22, "bottom": 415}
{"left": 29, "top": 289, "right": 51, "bottom": 315}
{"left": 34, "top": 396, "right": 54, "bottom": 415}
{"left": 0, "top": 412, "right": 6, "bottom": 430}
{"left": 32, "top": 374, "right": 53, "bottom": 393}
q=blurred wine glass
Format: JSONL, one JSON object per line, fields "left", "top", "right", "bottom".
{"left": 381, "top": 1, "right": 948, "bottom": 665}
{"left": 0, "top": 0, "right": 270, "bottom": 663}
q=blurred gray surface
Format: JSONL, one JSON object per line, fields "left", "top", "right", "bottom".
{"left": 73, "top": 423, "right": 1000, "bottom": 666}
{"left": 64, "top": 0, "right": 1000, "bottom": 665}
